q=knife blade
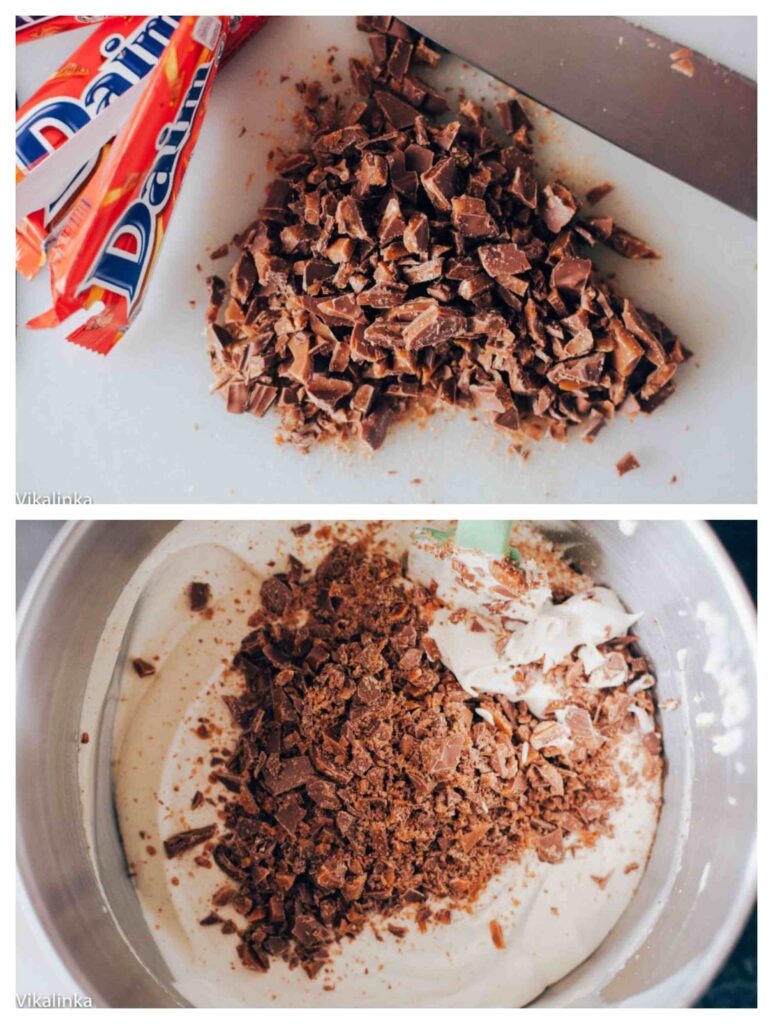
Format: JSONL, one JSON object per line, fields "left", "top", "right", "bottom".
{"left": 401, "top": 16, "right": 756, "bottom": 218}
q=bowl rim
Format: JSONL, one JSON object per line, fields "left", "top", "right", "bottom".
{"left": 15, "top": 519, "right": 757, "bottom": 1008}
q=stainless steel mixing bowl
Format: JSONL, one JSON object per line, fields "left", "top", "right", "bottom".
{"left": 16, "top": 520, "right": 756, "bottom": 1007}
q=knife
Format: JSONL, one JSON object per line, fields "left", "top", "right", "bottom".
{"left": 401, "top": 16, "right": 756, "bottom": 219}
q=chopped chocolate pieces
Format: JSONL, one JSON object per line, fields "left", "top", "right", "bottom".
{"left": 204, "top": 540, "right": 658, "bottom": 980}
{"left": 132, "top": 657, "right": 156, "bottom": 678}
{"left": 616, "top": 452, "right": 641, "bottom": 476}
{"left": 164, "top": 824, "right": 216, "bottom": 859}
{"left": 207, "top": 16, "right": 683, "bottom": 453}
{"left": 188, "top": 581, "right": 212, "bottom": 612}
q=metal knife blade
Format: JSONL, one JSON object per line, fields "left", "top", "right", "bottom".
{"left": 401, "top": 16, "right": 756, "bottom": 219}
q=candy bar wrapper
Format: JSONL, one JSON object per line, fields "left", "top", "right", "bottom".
{"left": 16, "top": 15, "right": 110, "bottom": 44}
{"left": 222, "top": 16, "right": 268, "bottom": 64}
{"left": 15, "top": 16, "right": 182, "bottom": 280}
{"left": 29, "top": 16, "right": 235, "bottom": 354}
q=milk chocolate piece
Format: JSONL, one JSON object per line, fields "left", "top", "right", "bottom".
{"left": 477, "top": 243, "right": 530, "bottom": 277}
{"left": 403, "top": 304, "right": 466, "bottom": 351}
{"left": 540, "top": 183, "right": 577, "bottom": 233}
{"left": 551, "top": 257, "right": 592, "bottom": 294}
{"left": 451, "top": 195, "right": 497, "bottom": 237}
{"left": 420, "top": 156, "right": 458, "bottom": 210}
{"left": 374, "top": 89, "right": 419, "bottom": 129}
{"left": 496, "top": 97, "right": 529, "bottom": 133}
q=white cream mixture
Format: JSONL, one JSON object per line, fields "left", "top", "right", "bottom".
{"left": 84, "top": 521, "right": 661, "bottom": 1007}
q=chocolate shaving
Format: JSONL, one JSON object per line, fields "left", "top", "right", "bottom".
{"left": 164, "top": 824, "right": 217, "bottom": 859}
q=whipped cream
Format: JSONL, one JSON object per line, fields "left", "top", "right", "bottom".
{"left": 408, "top": 532, "right": 641, "bottom": 715}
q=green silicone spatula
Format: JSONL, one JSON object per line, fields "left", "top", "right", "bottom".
{"left": 455, "top": 520, "right": 514, "bottom": 558}
{"left": 414, "top": 521, "right": 519, "bottom": 561}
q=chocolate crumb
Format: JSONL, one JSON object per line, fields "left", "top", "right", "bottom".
{"left": 616, "top": 452, "right": 641, "bottom": 476}
{"left": 80, "top": 732, "right": 90, "bottom": 744}
{"left": 489, "top": 919, "right": 506, "bottom": 950}
{"left": 132, "top": 657, "right": 156, "bottom": 678}
{"left": 585, "top": 182, "right": 614, "bottom": 205}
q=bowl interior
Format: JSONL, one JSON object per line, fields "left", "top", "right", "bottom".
{"left": 16, "top": 520, "right": 756, "bottom": 1007}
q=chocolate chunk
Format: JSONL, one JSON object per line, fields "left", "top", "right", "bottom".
{"left": 451, "top": 195, "right": 498, "bottom": 238}
{"left": 261, "top": 575, "right": 292, "bottom": 615}
{"left": 420, "top": 156, "right": 458, "bottom": 211}
{"left": 622, "top": 300, "right": 668, "bottom": 366}
{"left": 374, "top": 89, "right": 419, "bottom": 129}
{"left": 403, "top": 304, "right": 466, "bottom": 351}
{"left": 335, "top": 196, "right": 369, "bottom": 239}
{"left": 360, "top": 402, "right": 392, "bottom": 449}
{"left": 616, "top": 451, "right": 641, "bottom": 476}
{"left": 496, "top": 97, "right": 529, "bottom": 133}
{"left": 414, "top": 36, "right": 441, "bottom": 68}
{"left": 540, "top": 183, "right": 577, "bottom": 233}
{"left": 477, "top": 243, "right": 530, "bottom": 278}
{"left": 188, "top": 581, "right": 211, "bottom": 611}
{"left": 387, "top": 38, "right": 413, "bottom": 80}
{"left": 508, "top": 165, "right": 538, "bottom": 209}
{"left": 264, "top": 756, "right": 316, "bottom": 795}
{"left": 551, "top": 257, "right": 592, "bottom": 294}
{"left": 403, "top": 211, "right": 430, "bottom": 255}
{"left": 404, "top": 143, "right": 434, "bottom": 174}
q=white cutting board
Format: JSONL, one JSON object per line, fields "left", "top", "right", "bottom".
{"left": 15, "top": 17, "right": 756, "bottom": 504}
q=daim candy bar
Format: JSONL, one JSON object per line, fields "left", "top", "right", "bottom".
{"left": 16, "top": 15, "right": 110, "bottom": 44}
{"left": 16, "top": 15, "right": 182, "bottom": 279}
{"left": 221, "top": 16, "right": 269, "bottom": 65}
{"left": 28, "top": 16, "right": 231, "bottom": 354}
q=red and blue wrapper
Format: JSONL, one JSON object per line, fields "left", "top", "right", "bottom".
{"left": 20, "top": 15, "right": 267, "bottom": 353}
{"left": 16, "top": 15, "right": 182, "bottom": 279}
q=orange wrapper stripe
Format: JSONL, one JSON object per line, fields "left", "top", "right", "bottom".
{"left": 15, "top": 15, "right": 110, "bottom": 44}
{"left": 29, "top": 16, "right": 235, "bottom": 354}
